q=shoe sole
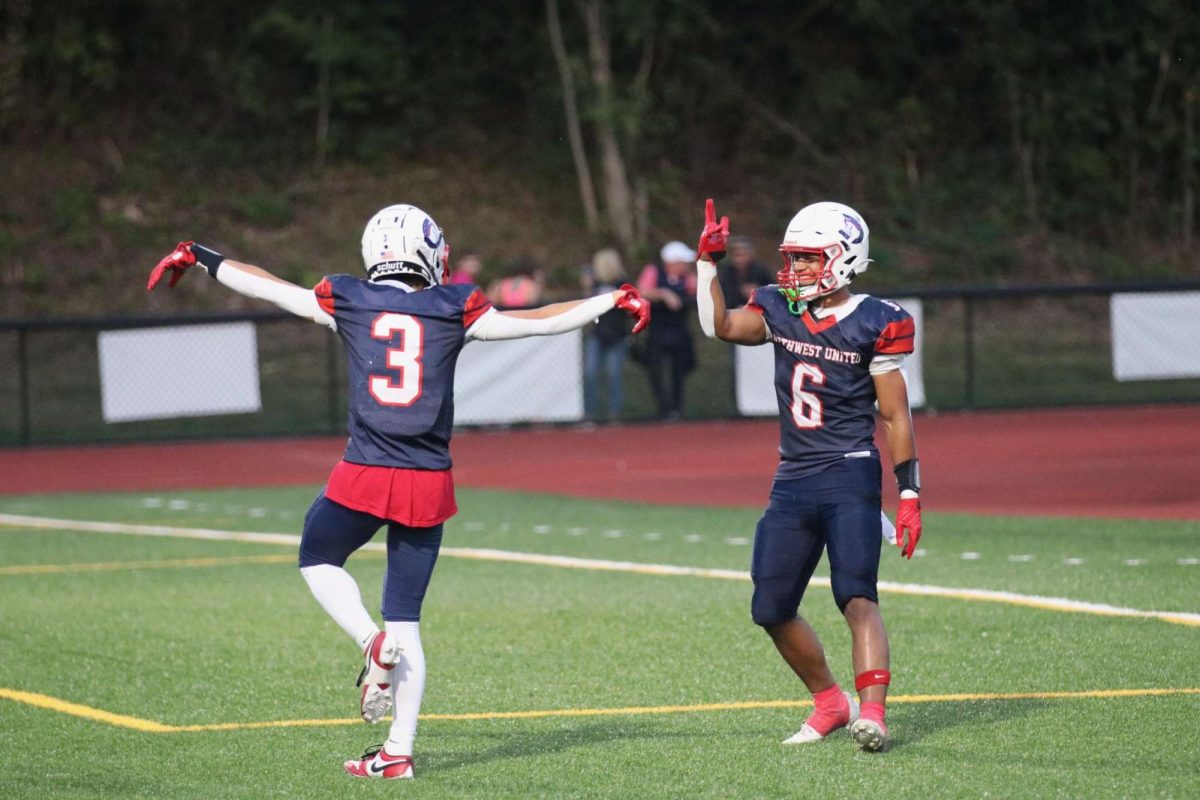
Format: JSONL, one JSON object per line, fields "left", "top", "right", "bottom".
{"left": 360, "top": 683, "right": 393, "bottom": 724}
{"left": 358, "top": 633, "right": 403, "bottom": 722}
{"left": 850, "top": 719, "right": 890, "bottom": 752}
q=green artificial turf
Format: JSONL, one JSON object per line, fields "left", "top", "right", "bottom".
{"left": 0, "top": 487, "right": 1196, "bottom": 799}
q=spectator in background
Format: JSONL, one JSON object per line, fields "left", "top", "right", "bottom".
{"left": 637, "top": 240, "right": 698, "bottom": 421}
{"left": 447, "top": 252, "right": 483, "bottom": 286}
{"left": 487, "top": 257, "right": 545, "bottom": 307}
{"left": 719, "top": 235, "right": 773, "bottom": 308}
{"left": 581, "top": 248, "right": 631, "bottom": 422}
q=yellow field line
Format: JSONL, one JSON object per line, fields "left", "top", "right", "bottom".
{"left": 3, "top": 687, "right": 1198, "bottom": 734}
{"left": 0, "top": 688, "right": 177, "bottom": 733}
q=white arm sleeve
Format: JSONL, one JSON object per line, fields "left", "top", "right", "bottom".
{"left": 465, "top": 294, "right": 616, "bottom": 341}
{"left": 869, "top": 353, "right": 906, "bottom": 375}
{"left": 216, "top": 264, "right": 336, "bottom": 330}
{"left": 696, "top": 259, "right": 718, "bottom": 338}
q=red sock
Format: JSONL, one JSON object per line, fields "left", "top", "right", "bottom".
{"left": 854, "top": 670, "right": 890, "bottom": 726}
{"left": 860, "top": 701, "right": 886, "bottom": 725}
{"left": 805, "top": 684, "right": 851, "bottom": 736}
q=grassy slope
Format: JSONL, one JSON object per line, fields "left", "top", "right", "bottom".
{"left": 6, "top": 129, "right": 1195, "bottom": 321}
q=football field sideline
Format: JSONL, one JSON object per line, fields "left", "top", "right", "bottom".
{"left": 2, "top": 512, "right": 1198, "bottom": 627}
{"left": 3, "top": 685, "right": 1198, "bottom": 734}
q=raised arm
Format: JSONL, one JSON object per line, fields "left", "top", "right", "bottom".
{"left": 466, "top": 284, "right": 649, "bottom": 341}
{"left": 694, "top": 199, "right": 769, "bottom": 345}
{"left": 148, "top": 241, "right": 334, "bottom": 329}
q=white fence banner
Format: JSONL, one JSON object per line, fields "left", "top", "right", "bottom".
{"left": 734, "top": 297, "right": 925, "bottom": 415}
{"left": 1111, "top": 292, "right": 1200, "bottom": 381}
{"left": 98, "top": 323, "right": 261, "bottom": 422}
{"left": 454, "top": 330, "right": 584, "bottom": 424}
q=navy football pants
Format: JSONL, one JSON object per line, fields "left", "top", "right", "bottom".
{"left": 298, "top": 491, "right": 442, "bottom": 622}
{"left": 750, "top": 458, "right": 883, "bottom": 625}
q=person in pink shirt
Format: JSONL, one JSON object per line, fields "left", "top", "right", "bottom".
{"left": 487, "top": 258, "right": 545, "bottom": 308}
{"left": 446, "top": 252, "right": 483, "bottom": 285}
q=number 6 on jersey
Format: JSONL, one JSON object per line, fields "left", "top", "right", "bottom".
{"left": 369, "top": 312, "right": 424, "bottom": 406}
{"left": 790, "top": 362, "right": 825, "bottom": 429}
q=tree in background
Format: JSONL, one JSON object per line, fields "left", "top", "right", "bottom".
{"left": 1, "top": 0, "right": 1197, "bottom": 316}
{"left": 546, "top": 0, "right": 684, "bottom": 253}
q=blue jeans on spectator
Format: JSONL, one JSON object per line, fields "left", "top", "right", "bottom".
{"left": 584, "top": 335, "right": 628, "bottom": 421}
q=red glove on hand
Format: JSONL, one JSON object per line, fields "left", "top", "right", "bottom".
{"left": 615, "top": 283, "right": 651, "bottom": 334}
{"left": 147, "top": 241, "right": 197, "bottom": 290}
{"left": 896, "top": 496, "right": 922, "bottom": 559}
{"left": 697, "top": 198, "right": 730, "bottom": 262}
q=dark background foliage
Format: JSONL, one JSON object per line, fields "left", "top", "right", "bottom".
{"left": 2, "top": 0, "right": 1197, "bottom": 315}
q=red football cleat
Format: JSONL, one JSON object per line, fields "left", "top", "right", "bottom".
{"left": 782, "top": 690, "right": 859, "bottom": 744}
{"left": 343, "top": 744, "right": 414, "bottom": 779}
{"left": 356, "top": 631, "right": 402, "bottom": 723}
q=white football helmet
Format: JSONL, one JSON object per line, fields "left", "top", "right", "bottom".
{"left": 360, "top": 204, "right": 448, "bottom": 287}
{"left": 778, "top": 201, "right": 871, "bottom": 302}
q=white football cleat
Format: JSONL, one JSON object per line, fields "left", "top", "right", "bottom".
{"left": 850, "top": 717, "right": 890, "bottom": 752}
{"left": 343, "top": 744, "right": 414, "bottom": 779}
{"left": 783, "top": 691, "right": 859, "bottom": 744}
{"left": 356, "top": 631, "right": 402, "bottom": 724}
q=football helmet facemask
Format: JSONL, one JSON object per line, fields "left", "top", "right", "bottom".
{"left": 360, "top": 204, "right": 448, "bottom": 287}
{"left": 777, "top": 201, "right": 871, "bottom": 306}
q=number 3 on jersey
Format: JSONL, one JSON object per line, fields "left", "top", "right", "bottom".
{"left": 790, "top": 362, "right": 825, "bottom": 429}
{"left": 369, "top": 313, "right": 424, "bottom": 406}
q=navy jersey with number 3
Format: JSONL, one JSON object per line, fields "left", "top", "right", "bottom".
{"left": 313, "top": 276, "right": 491, "bottom": 470}
{"left": 747, "top": 288, "right": 914, "bottom": 480}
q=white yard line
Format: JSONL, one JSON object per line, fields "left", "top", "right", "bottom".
{"left": 2, "top": 512, "right": 1198, "bottom": 627}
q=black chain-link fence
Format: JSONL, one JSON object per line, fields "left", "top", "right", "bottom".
{"left": 2, "top": 281, "right": 1199, "bottom": 447}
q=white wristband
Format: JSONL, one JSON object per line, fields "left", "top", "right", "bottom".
{"left": 696, "top": 259, "right": 718, "bottom": 338}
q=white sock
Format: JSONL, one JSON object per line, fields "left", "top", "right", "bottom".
{"left": 300, "top": 564, "right": 379, "bottom": 647}
{"left": 383, "top": 620, "right": 425, "bottom": 756}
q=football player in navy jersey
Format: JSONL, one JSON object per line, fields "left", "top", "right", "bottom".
{"left": 148, "top": 204, "right": 650, "bottom": 780}
{"left": 694, "top": 199, "right": 921, "bottom": 752}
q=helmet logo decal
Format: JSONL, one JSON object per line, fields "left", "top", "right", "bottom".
{"left": 839, "top": 214, "right": 865, "bottom": 244}
{"left": 422, "top": 218, "right": 444, "bottom": 249}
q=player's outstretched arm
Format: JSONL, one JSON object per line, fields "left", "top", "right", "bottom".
{"left": 875, "top": 369, "right": 921, "bottom": 559}
{"left": 148, "top": 241, "right": 334, "bottom": 329}
{"left": 217, "top": 260, "right": 336, "bottom": 328}
{"left": 694, "top": 199, "right": 768, "bottom": 345}
{"left": 467, "top": 285, "right": 649, "bottom": 341}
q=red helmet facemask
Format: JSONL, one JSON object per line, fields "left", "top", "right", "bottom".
{"left": 777, "top": 242, "right": 847, "bottom": 311}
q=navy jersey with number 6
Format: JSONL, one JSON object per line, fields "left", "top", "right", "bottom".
{"left": 746, "top": 288, "right": 914, "bottom": 480}
{"left": 313, "top": 276, "right": 492, "bottom": 470}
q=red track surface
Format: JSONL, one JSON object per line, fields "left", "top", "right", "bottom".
{"left": 1, "top": 406, "right": 1197, "bottom": 520}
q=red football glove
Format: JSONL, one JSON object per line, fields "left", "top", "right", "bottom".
{"left": 615, "top": 283, "right": 651, "bottom": 334}
{"left": 697, "top": 198, "right": 730, "bottom": 262}
{"left": 896, "top": 496, "right": 922, "bottom": 559}
{"left": 147, "top": 241, "right": 197, "bottom": 290}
